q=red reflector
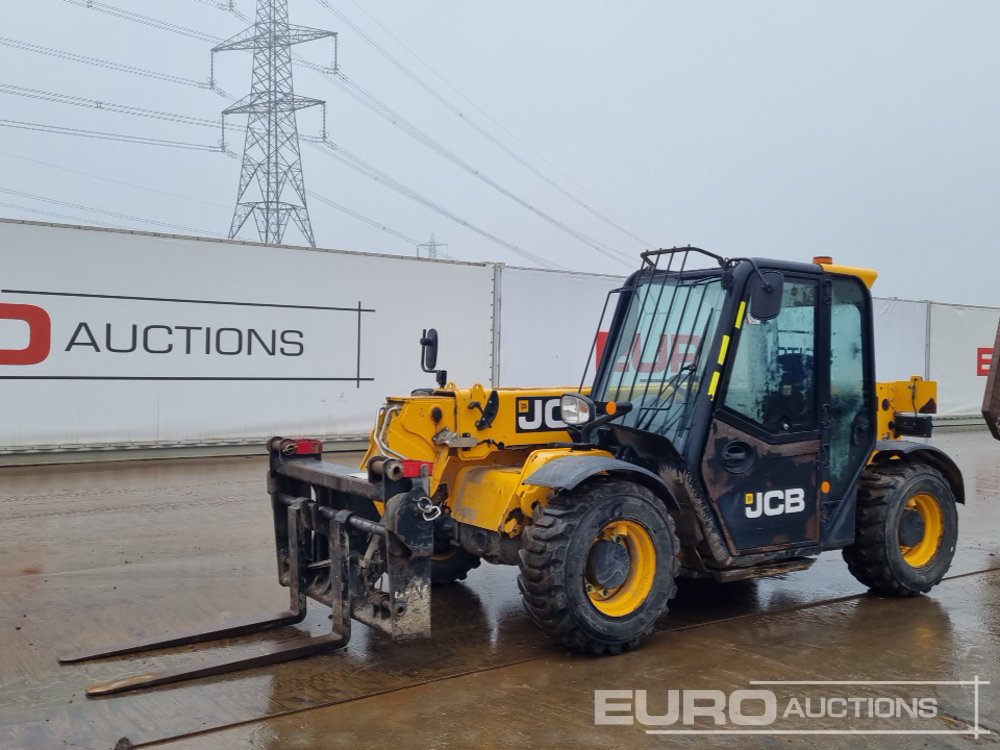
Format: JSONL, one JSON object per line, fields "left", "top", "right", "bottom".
{"left": 294, "top": 439, "right": 323, "bottom": 455}
{"left": 401, "top": 459, "right": 434, "bottom": 478}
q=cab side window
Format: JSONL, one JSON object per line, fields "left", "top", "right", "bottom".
{"left": 724, "top": 280, "right": 818, "bottom": 433}
{"left": 829, "top": 278, "right": 870, "bottom": 497}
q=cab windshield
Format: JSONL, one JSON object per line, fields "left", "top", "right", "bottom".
{"left": 592, "top": 271, "right": 726, "bottom": 451}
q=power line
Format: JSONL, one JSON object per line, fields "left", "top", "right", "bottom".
{"left": 62, "top": 0, "right": 220, "bottom": 44}
{"left": 347, "top": 0, "right": 662, "bottom": 241}
{"left": 0, "top": 199, "right": 137, "bottom": 231}
{"left": 52, "top": 0, "right": 631, "bottom": 266}
{"left": 196, "top": 0, "right": 253, "bottom": 23}
{"left": 311, "top": 0, "right": 658, "bottom": 247}
{"left": 304, "top": 66, "right": 633, "bottom": 267}
{"left": 0, "top": 117, "right": 223, "bottom": 151}
{"left": 2, "top": 9, "right": 427, "bottom": 252}
{"left": 212, "top": 4, "right": 631, "bottom": 263}
{"left": 192, "top": 0, "right": 237, "bottom": 9}
{"left": 0, "top": 80, "right": 329, "bottom": 148}
{"left": 204, "top": 3, "right": 618, "bottom": 262}
{"left": 0, "top": 36, "right": 215, "bottom": 92}
{"left": 0, "top": 148, "right": 421, "bottom": 247}
{"left": 48, "top": 0, "right": 563, "bottom": 267}
{"left": 73, "top": 0, "right": 642, "bottom": 261}
{"left": 307, "top": 189, "right": 452, "bottom": 256}
{"left": 312, "top": 140, "right": 562, "bottom": 269}
{"left": 0, "top": 148, "right": 231, "bottom": 209}
{"left": 307, "top": 190, "right": 418, "bottom": 245}
{"left": 0, "top": 186, "right": 226, "bottom": 236}
{"left": 0, "top": 82, "right": 243, "bottom": 134}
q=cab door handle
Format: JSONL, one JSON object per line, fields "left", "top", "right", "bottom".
{"left": 721, "top": 440, "right": 755, "bottom": 473}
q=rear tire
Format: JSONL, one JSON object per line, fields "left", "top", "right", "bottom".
{"left": 517, "top": 478, "right": 679, "bottom": 654}
{"left": 843, "top": 461, "right": 958, "bottom": 596}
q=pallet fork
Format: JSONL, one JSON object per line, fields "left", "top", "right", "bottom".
{"left": 61, "top": 438, "right": 435, "bottom": 696}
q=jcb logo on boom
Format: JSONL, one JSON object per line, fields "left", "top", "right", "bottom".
{"left": 745, "top": 488, "right": 806, "bottom": 518}
{"left": 516, "top": 397, "right": 567, "bottom": 433}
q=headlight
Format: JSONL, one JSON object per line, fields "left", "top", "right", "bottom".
{"left": 560, "top": 393, "right": 593, "bottom": 425}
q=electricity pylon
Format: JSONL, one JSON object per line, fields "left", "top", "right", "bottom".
{"left": 214, "top": 0, "right": 335, "bottom": 246}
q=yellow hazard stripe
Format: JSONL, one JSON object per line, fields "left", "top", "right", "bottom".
{"left": 717, "top": 334, "right": 730, "bottom": 366}
{"left": 708, "top": 370, "right": 721, "bottom": 399}
{"left": 735, "top": 301, "right": 747, "bottom": 329}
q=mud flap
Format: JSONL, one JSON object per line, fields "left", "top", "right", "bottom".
{"left": 983, "top": 319, "right": 1000, "bottom": 440}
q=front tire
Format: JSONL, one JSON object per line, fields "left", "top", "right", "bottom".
{"left": 517, "top": 479, "right": 679, "bottom": 654}
{"left": 843, "top": 461, "right": 958, "bottom": 596}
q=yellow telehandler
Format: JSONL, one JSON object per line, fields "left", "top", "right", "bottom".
{"left": 67, "top": 247, "right": 986, "bottom": 696}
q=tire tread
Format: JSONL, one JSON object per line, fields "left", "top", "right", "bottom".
{"left": 516, "top": 479, "right": 679, "bottom": 655}
{"left": 842, "top": 461, "right": 956, "bottom": 596}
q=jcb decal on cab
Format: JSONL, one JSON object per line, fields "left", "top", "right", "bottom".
{"left": 516, "top": 397, "right": 566, "bottom": 433}
{"left": 745, "top": 488, "right": 806, "bottom": 518}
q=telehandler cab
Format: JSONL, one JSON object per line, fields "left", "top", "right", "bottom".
{"left": 66, "top": 247, "right": 984, "bottom": 696}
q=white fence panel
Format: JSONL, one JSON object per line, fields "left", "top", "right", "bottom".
{"left": 497, "top": 267, "right": 624, "bottom": 387}
{"left": 0, "top": 221, "right": 496, "bottom": 449}
{"left": 928, "top": 302, "right": 1000, "bottom": 417}
{"left": 3, "top": 222, "right": 996, "bottom": 455}
{"left": 872, "top": 298, "right": 928, "bottom": 383}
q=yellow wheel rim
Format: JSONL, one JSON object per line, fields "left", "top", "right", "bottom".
{"left": 586, "top": 520, "right": 656, "bottom": 617}
{"left": 900, "top": 493, "right": 944, "bottom": 568}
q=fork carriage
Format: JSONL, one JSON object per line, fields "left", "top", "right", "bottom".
{"left": 61, "top": 437, "right": 437, "bottom": 696}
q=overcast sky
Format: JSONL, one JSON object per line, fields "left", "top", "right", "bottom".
{"left": 0, "top": 1, "right": 997, "bottom": 304}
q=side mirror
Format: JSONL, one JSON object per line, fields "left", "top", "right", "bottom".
{"left": 749, "top": 271, "right": 784, "bottom": 322}
{"left": 420, "top": 328, "right": 438, "bottom": 372}
{"left": 419, "top": 328, "right": 447, "bottom": 388}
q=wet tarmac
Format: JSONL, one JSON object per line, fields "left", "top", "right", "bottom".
{"left": 1, "top": 429, "right": 997, "bottom": 749}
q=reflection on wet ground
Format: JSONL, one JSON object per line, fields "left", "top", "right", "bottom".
{"left": 0, "top": 430, "right": 997, "bottom": 749}
{"left": 162, "top": 571, "right": 1000, "bottom": 750}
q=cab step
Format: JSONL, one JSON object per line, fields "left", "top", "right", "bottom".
{"left": 712, "top": 556, "right": 815, "bottom": 583}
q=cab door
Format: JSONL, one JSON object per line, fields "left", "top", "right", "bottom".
{"left": 699, "top": 275, "right": 828, "bottom": 553}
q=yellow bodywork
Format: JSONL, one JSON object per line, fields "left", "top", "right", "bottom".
{"left": 876, "top": 376, "right": 937, "bottom": 440}
{"left": 816, "top": 261, "right": 879, "bottom": 289}
{"left": 361, "top": 384, "right": 606, "bottom": 537}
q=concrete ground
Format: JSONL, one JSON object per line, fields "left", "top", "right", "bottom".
{"left": 0, "top": 429, "right": 997, "bottom": 750}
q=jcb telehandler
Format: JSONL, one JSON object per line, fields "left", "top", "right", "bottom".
{"left": 67, "top": 247, "right": 986, "bottom": 696}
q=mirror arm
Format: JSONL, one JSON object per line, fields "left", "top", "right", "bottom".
{"left": 744, "top": 258, "right": 772, "bottom": 292}
{"left": 419, "top": 328, "right": 448, "bottom": 389}
{"left": 728, "top": 257, "right": 774, "bottom": 293}
{"left": 577, "top": 402, "right": 633, "bottom": 444}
